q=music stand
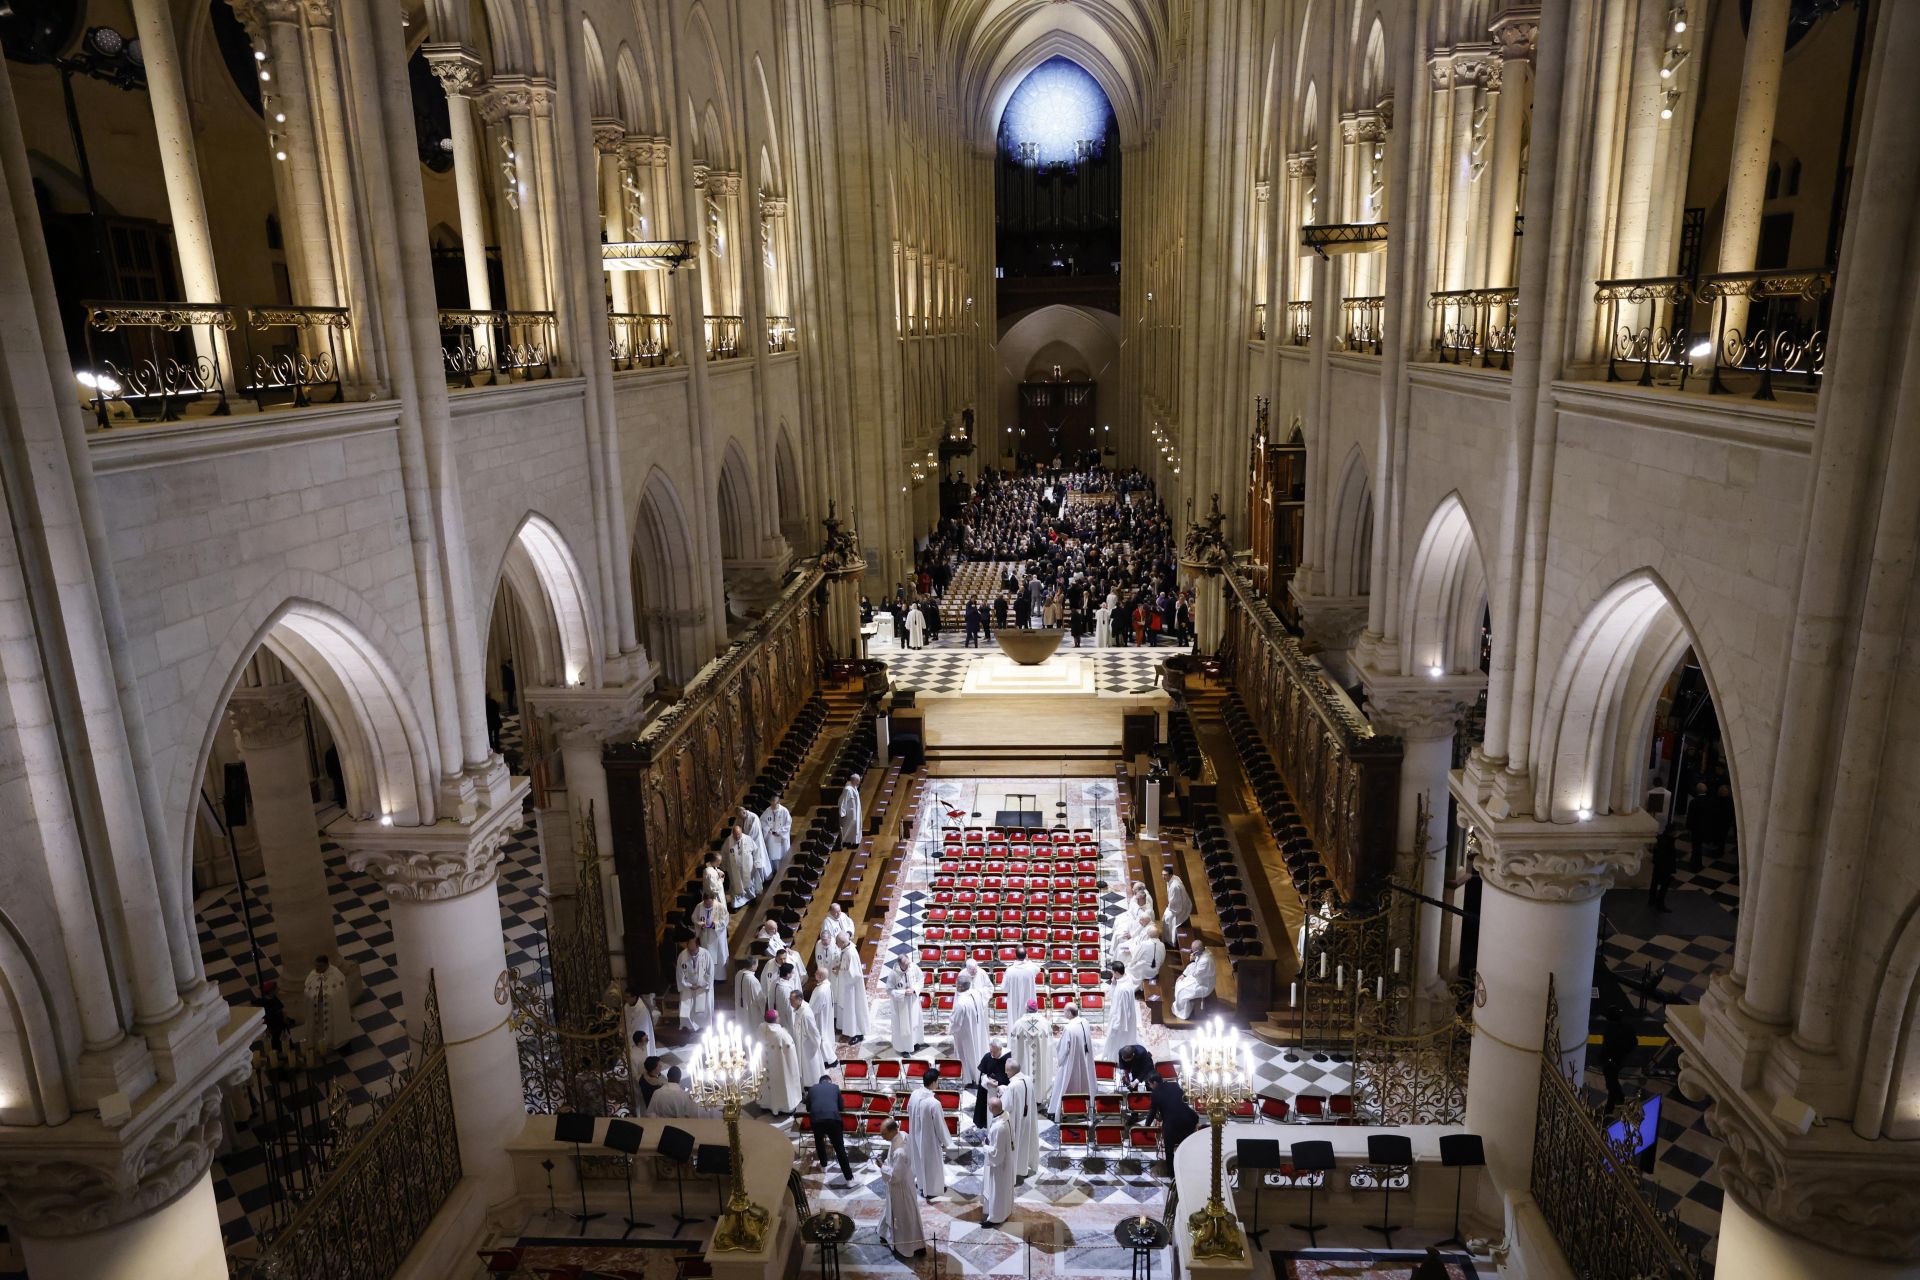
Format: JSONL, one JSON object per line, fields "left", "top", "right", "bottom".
{"left": 601, "top": 1119, "right": 654, "bottom": 1238}
{"left": 656, "top": 1125, "right": 704, "bottom": 1235}
{"left": 1437, "top": 1132, "right": 1486, "bottom": 1248}
{"left": 1362, "top": 1133, "right": 1414, "bottom": 1246}
{"left": 1235, "top": 1139, "right": 1282, "bottom": 1249}
{"left": 1287, "top": 1139, "right": 1335, "bottom": 1247}
{"left": 695, "top": 1143, "right": 732, "bottom": 1216}
{"left": 554, "top": 1113, "right": 605, "bottom": 1234}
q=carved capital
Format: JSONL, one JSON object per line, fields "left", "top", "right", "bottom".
{"left": 1431, "top": 46, "right": 1500, "bottom": 91}
{"left": 256, "top": 0, "right": 303, "bottom": 25}
{"left": 694, "top": 167, "right": 742, "bottom": 197}
{"left": 1341, "top": 111, "right": 1389, "bottom": 145}
{"left": 299, "top": 0, "right": 334, "bottom": 26}
{"left": 625, "top": 136, "right": 671, "bottom": 168}
{"left": 477, "top": 77, "right": 551, "bottom": 124}
{"left": 344, "top": 831, "right": 504, "bottom": 902}
{"left": 422, "top": 44, "right": 484, "bottom": 97}
{"left": 1253, "top": 180, "right": 1270, "bottom": 204}
{"left": 227, "top": 683, "right": 308, "bottom": 751}
{"left": 1456, "top": 798, "right": 1652, "bottom": 903}
{"left": 526, "top": 682, "right": 650, "bottom": 745}
{"left": 1285, "top": 151, "right": 1316, "bottom": 179}
{"left": 1491, "top": 9, "right": 1541, "bottom": 62}
{"left": 760, "top": 195, "right": 790, "bottom": 219}
{"left": 592, "top": 120, "right": 626, "bottom": 153}
{"left": 1366, "top": 689, "right": 1470, "bottom": 740}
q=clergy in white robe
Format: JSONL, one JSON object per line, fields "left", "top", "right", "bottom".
{"left": 810, "top": 969, "right": 839, "bottom": 1052}
{"left": 906, "top": 606, "right": 926, "bottom": 649}
{"left": 723, "top": 825, "right": 756, "bottom": 906}
{"left": 1126, "top": 926, "right": 1167, "bottom": 981}
{"left": 757, "top": 1012, "right": 802, "bottom": 1113}
{"left": 1172, "top": 943, "right": 1218, "bottom": 1019}
{"left": 980, "top": 1099, "right": 1014, "bottom": 1226}
{"left": 998, "top": 958, "right": 1040, "bottom": 1030}
{"left": 755, "top": 921, "right": 787, "bottom": 964}
{"left": 761, "top": 798, "right": 793, "bottom": 865}
{"left": 1010, "top": 1002, "right": 1055, "bottom": 1108}
{"left": 950, "top": 978, "right": 988, "bottom": 1084}
{"left": 647, "top": 1074, "right": 699, "bottom": 1118}
{"left": 906, "top": 1075, "right": 950, "bottom": 1198}
{"left": 1004, "top": 1066, "right": 1039, "bottom": 1179}
{"left": 822, "top": 903, "right": 854, "bottom": 949}
{"left": 1094, "top": 603, "right": 1113, "bottom": 648}
{"left": 839, "top": 776, "right": 864, "bottom": 847}
{"left": 831, "top": 939, "right": 870, "bottom": 1041}
{"left": 624, "top": 993, "right": 656, "bottom": 1067}
{"left": 767, "top": 970, "right": 798, "bottom": 1029}
{"left": 677, "top": 939, "right": 715, "bottom": 1031}
{"left": 884, "top": 956, "right": 926, "bottom": 1051}
{"left": 739, "top": 806, "right": 771, "bottom": 886}
{"left": 790, "top": 990, "right": 831, "bottom": 1082}
{"left": 1162, "top": 874, "right": 1194, "bottom": 941}
{"left": 735, "top": 965, "right": 762, "bottom": 1017}
{"left": 1099, "top": 968, "right": 1144, "bottom": 1060}
{"left": 1110, "top": 906, "right": 1145, "bottom": 967}
{"left": 877, "top": 1124, "right": 927, "bottom": 1255}
{"left": 1048, "top": 1006, "right": 1095, "bottom": 1114}
{"left": 702, "top": 857, "right": 728, "bottom": 910}
{"left": 696, "top": 892, "right": 730, "bottom": 970}
{"left": 304, "top": 958, "right": 353, "bottom": 1051}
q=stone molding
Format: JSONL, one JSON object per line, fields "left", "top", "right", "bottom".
{"left": 760, "top": 195, "right": 790, "bottom": 219}
{"left": 1341, "top": 112, "right": 1389, "bottom": 145}
{"left": 592, "top": 120, "right": 626, "bottom": 153}
{"left": 227, "top": 682, "right": 309, "bottom": 750}
{"left": 477, "top": 77, "right": 556, "bottom": 124}
{"left": 330, "top": 783, "right": 529, "bottom": 903}
{"left": 298, "top": 0, "right": 334, "bottom": 26}
{"left": 1363, "top": 670, "right": 1486, "bottom": 740}
{"left": 624, "top": 136, "right": 671, "bottom": 168}
{"left": 1253, "top": 180, "right": 1270, "bottom": 204}
{"left": 1285, "top": 151, "right": 1317, "bottom": 179}
{"left": 693, "top": 166, "right": 742, "bottom": 197}
{"left": 1289, "top": 590, "right": 1368, "bottom": 653}
{"left": 525, "top": 681, "right": 651, "bottom": 745}
{"left": 422, "top": 44, "right": 483, "bottom": 97}
{"left": 1491, "top": 9, "right": 1541, "bottom": 62}
{"left": 1453, "top": 792, "right": 1652, "bottom": 903}
{"left": 1431, "top": 46, "right": 1501, "bottom": 91}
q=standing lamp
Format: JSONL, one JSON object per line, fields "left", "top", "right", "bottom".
{"left": 554, "top": 1113, "right": 605, "bottom": 1234}
{"left": 601, "top": 1119, "right": 653, "bottom": 1238}
{"left": 1178, "top": 1018, "right": 1254, "bottom": 1260}
{"left": 687, "top": 1015, "right": 772, "bottom": 1252}
{"left": 1234, "top": 1138, "right": 1282, "bottom": 1249}
{"left": 1436, "top": 1132, "right": 1485, "bottom": 1248}
{"left": 1287, "top": 1139, "right": 1335, "bottom": 1247}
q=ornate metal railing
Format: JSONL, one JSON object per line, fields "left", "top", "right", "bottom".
{"left": 1593, "top": 267, "right": 1831, "bottom": 399}
{"left": 237, "top": 974, "right": 462, "bottom": 1280}
{"left": 1286, "top": 299, "right": 1312, "bottom": 346}
{"left": 236, "top": 1041, "right": 351, "bottom": 1241}
{"left": 1351, "top": 985, "right": 1472, "bottom": 1125}
{"left": 767, "top": 314, "right": 796, "bottom": 352}
{"left": 1341, "top": 295, "right": 1386, "bottom": 355}
{"left": 1531, "top": 978, "right": 1703, "bottom": 1280}
{"left": 437, "top": 309, "right": 556, "bottom": 387}
{"left": 1252, "top": 302, "right": 1267, "bottom": 342}
{"left": 705, "top": 314, "right": 745, "bottom": 360}
{"left": 609, "top": 311, "right": 672, "bottom": 371}
{"left": 1430, "top": 288, "right": 1518, "bottom": 369}
{"left": 242, "top": 306, "right": 349, "bottom": 409}
{"left": 82, "top": 301, "right": 235, "bottom": 425}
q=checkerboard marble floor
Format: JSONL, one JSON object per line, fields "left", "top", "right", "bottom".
{"left": 876, "top": 642, "right": 1190, "bottom": 696}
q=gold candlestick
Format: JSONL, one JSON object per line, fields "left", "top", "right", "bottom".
{"left": 1180, "top": 1018, "right": 1253, "bottom": 1261}
{"left": 688, "top": 1015, "right": 771, "bottom": 1251}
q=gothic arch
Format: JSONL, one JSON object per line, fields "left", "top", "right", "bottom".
{"left": 1400, "top": 493, "right": 1487, "bottom": 676}
{"left": 0, "top": 913, "right": 69, "bottom": 1126}
{"left": 716, "top": 439, "right": 755, "bottom": 562}
{"left": 1328, "top": 444, "right": 1374, "bottom": 598}
{"left": 1857, "top": 896, "right": 1920, "bottom": 1139}
{"left": 580, "top": 17, "right": 614, "bottom": 118}
{"left": 632, "top": 470, "right": 703, "bottom": 684}
{"left": 773, "top": 420, "right": 806, "bottom": 545}
{"left": 486, "top": 514, "right": 601, "bottom": 689}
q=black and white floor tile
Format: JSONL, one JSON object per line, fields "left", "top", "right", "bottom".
{"left": 876, "top": 644, "right": 1190, "bottom": 696}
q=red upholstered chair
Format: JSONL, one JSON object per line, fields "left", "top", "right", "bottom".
{"left": 944, "top": 1114, "right": 961, "bottom": 1136}
{"left": 1093, "top": 1125, "right": 1128, "bottom": 1156}
{"left": 1260, "top": 1097, "right": 1290, "bottom": 1123}
{"left": 875, "top": 1059, "right": 904, "bottom": 1084}
{"left": 1156, "top": 1062, "right": 1180, "bottom": 1081}
{"left": 1129, "top": 1127, "right": 1163, "bottom": 1154}
{"left": 1094, "top": 1061, "right": 1118, "bottom": 1085}
{"left": 1295, "top": 1094, "right": 1326, "bottom": 1120}
{"left": 1330, "top": 1094, "right": 1356, "bottom": 1120}
{"left": 478, "top": 1250, "right": 524, "bottom": 1278}
{"left": 1093, "top": 1094, "right": 1125, "bottom": 1118}
{"left": 936, "top": 1059, "right": 963, "bottom": 1080}
{"left": 936, "top": 1088, "right": 962, "bottom": 1111}
{"left": 1058, "top": 1094, "right": 1092, "bottom": 1120}
{"left": 1058, "top": 1124, "right": 1090, "bottom": 1152}
{"left": 842, "top": 1060, "right": 870, "bottom": 1080}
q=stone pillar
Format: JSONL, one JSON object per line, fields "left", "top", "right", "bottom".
{"left": 1485, "top": 12, "right": 1538, "bottom": 288}
{"left": 594, "top": 121, "right": 634, "bottom": 316}
{"left": 227, "top": 684, "right": 348, "bottom": 1011}
{"left": 1716, "top": 1194, "right": 1920, "bottom": 1279}
{"left": 423, "top": 46, "right": 494, "bottom": 320}
{"left": 339, "top": 800, "right": 529, "bottom": 1200}
{"left": 479, "top": 81, "right": 552, "bottom": 314}
{"left": 127, "top": 0, "right": 229, "bottom": 384}
{"left": 1453, "top": 795, "right": 1650, "bottom": 1191}
{"left": 1716, "top": 0, "right": 1792, "bottom": 334}
{"left": 254, "top": 0, "right": 339, "bottom": 309}
{"left": 1181, "top": 562, "right": 1226, "bottom": 656}
{"left": 1291, "top": 591, "right": 1369, "bottom": 685}
{"left": 11, "top": 1092, "right": 232, "bottom": 1280}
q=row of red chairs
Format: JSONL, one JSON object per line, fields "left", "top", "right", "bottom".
{"left": 929, "top": 990, "right": 1105, "bottom": 1013}
{"left": 919, "top": 944, "right": 1102, "bottom": 965}
{"left": 927, "top": 891, "right": 1099, "bottom": 909}
{"left": 925, "top": 910, "right": 1100, "bottom": 932}
{"left": 933, "top": 862, "right": 1102, "bottom": 878}
{"left": 840, "top": 1057, "right": 1179, "bottom": 1090}
{"left": 799, "top": 1110, "right": 961, "bottom": 1137}
{"left": 1057, "top": 1124, "right": 1165, "bottom": 1155}
{"left": 941, "top": 829, "right": 1098, "bottom": 842}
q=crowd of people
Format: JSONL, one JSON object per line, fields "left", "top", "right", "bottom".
{"left": 861, "top": 465, "right": 1194, "bottom": 650}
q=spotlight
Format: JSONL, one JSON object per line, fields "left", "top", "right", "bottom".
{"left": 1689, "top": 340, "right": 1712, "bottom": 360}
{"left": 274, "top": 112, "right": 286, "bottom": 123}
{"left": 379, "top": 813, "right": 394, "bottom": 827}
{"left": 259, "top": 70, "right": 271, "bottom": 81}
{"left": 1428, "top": 665, "right": 1444, "bottom": 678}
{"left": 1575, "top": 807, "right": 1593, "bottom": 823}
{"left": 253, "top": 49, "right": 266, "bottom": 61}
{"left": 275, "top": 150, "right": 287, "bottom": 161}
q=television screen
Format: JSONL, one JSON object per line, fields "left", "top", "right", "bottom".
{"left": 1605, "top": 1093, "right": 1662, "bottom": 1156}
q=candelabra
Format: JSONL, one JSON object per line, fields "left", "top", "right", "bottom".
{"left": 1179, "top": 1018, "right": 1254, "bottom": 1260}
{"left": 687, "top": 1015, "right": 770, "bottom": 1251}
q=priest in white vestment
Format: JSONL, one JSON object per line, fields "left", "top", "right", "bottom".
{"left": 767, "top": 966, "right": 798, "bottom": 1028}
{"left": 907, "top": 1072, "right": 951, "bottom": 1198}
{"left": 647, "top": 1068, "right": 699, "bottom": 1118}
{"left": 839, "top": 775, "right": 864, "bottom": 848}
{"left": 1172, "top": 942, "right": 1218, "bottom": 1019}
{"left": 1048, "top": 1005, "right": 1095, "bottom": 1114}
{"left": 877, "top": 1121, "right": 927, "bottom": 1256}
{"left": 754, "top": 920, "right": 787, "bottom": 966}
{"left": 998, "top": 957, "right": 1040, "bottom": 1030}
{"left": 701, "top": 856, "right": 728, "bottom": 909}
{"left": 906, "top": 605, "right": 926, "bottom": 650}
{"left": 735, "top": 964, "right": 763, "bottom": 1017}
{"left": 810, "top": 968, "right": 839, "bottom": 1053}
{"left": 761, "top": 795, "right": 793, "bottom": 866}
{"left": 757, "top": 1010, "right": 802, "bottom": 1113}
{"left": 1099, "top": 966, "right": 1144, "bottom": 1060}
{"left": 1094, "top": 603, "right": 1113, "bottom": 648}
{"left": 1127, "top": 924, "right": 1167, "bottom": 981}
{"left": 950, "top": 976, "right": 988, "bottom": 1084}
{"left": 696, "top": 892, "right": 729, "bottom": 970}
{"left": 884, "top": 955, "right": 926, "bottom": 1051}
{"left": 1005, "top": 1065, "right": 1039, "bottom": 1179}
{"left": 822, "top": 902, "right": 854, "bottom": 948}
{"left": 304, "top": 956, "right": 353, "bottom": 1052}
{"left": 723, "top": 823, "right": 757, "bottom": 907}
{"left": 677, "top": 937, "right": 715, "bottom": 1031}
{"left": 624, "top": 992, "right": 655, "bottom": 1069}
{"left": 831, "top": 937, "right": 869, "bottom": 1042}
{"left": 981, "top": 1097, "right": 1015, "bottom": 1226}
{"left": 1162, "top": 874, "right": 1194, "bottom": 942}
{"left": 1010, "top": 1000, "right": 1055, "bottom": 1109}
{"left": 790, "top": 989, "right": 831, "bottom": 1083}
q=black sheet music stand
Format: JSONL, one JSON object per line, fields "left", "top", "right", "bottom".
{"left": 554, "top": 1113, "right": 605, "bottom": 1234}
{"left": 601, "top": 1119, "right": 653, "bottom": 1238}
{"left": 1288, "top": 1139, "right": 1335, "bottom": 1247}
{"left": 1361, "top": 1133, "right": 1414, "bottom": 1247}
{"left": 695, "top": 1142, "right": 732, "bottom": 1217}
{"left": 1437, "top": 1132, "right": 1486, "bottom": 1248}
{"left": 657, "top": 1124, "right": 704, "bottom": 1235}
{"left": 1235, "top": 1138, "right": 1282, "bottom": 1249}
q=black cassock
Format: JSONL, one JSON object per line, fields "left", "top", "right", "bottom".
{"left": 974, "top": 1051, "right": 1011, "bottom": 1128}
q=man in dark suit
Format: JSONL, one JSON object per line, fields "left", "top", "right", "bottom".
{"left": 1147, "top": 1076, "right": 1200, "bottom": 1155}
{"left": 804, "top": 1073, "right": 855, "bottom": 1180}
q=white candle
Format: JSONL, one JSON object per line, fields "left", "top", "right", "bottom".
{"left": 1289, "top": 982, "right": 1297, "bottom": 1007}
{"left": 1376, "top": 976, "right": 1384, "bottom": 1001}
{"left": 1393, "top": 947, "right": 1402, "bottom": 973}
{"left": 1319, "top": 953, "right": 1327, "bottom": 979}
{"left": 1335, "top": 965, "right": 1344, "bottom": 990}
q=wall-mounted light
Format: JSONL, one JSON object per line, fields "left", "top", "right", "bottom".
{"left": 1428, "top": 664, "right": 1444, "bottom": 678}
{"left": 1659, "top": 48, "right": 1689, "bottom": 79}
{"left": 1575, "top": 807, "right": 1593, "bottom": 823}
{"left": 379, "top": 813, "right": 394, "bottom": 827}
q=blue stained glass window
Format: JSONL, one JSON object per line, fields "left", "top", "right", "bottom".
{"left": 998, "top": 57, "right": 1113, "bottom": 167}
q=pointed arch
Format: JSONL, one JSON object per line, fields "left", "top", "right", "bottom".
{"left": 749, "top": 55, "right": 783, "bottom": 192}
{"left": 1357, "top": 17, "right": 1388, "bottom": 108}
{"left": 0, "top": 912, "right": 70, "bottom": 1126}
{"left": 716, "top": 438, "right": 755, "bottom": 562}
{"left": 683, "top": 3, "right": 736, "bottom": 168}
{"left": 1400, "top": 494, "right": 1488, "bottom": 677}
{"left": 615, "top": 43, "right": 656, "bottom": 135}
{"left": 773, "top": 420, "right": 806, "bottom": 546}
{"left": 487, "top": 513, "right": 601, "bottom": 689}
{"left": 632, "top": 470, "right": 703, "bottom": 684}
{"left": 1328, "top": 444, "right": 1374, "bottom": 598}
{"left": 579, "top": 17, "right": 613, "bottom": 119}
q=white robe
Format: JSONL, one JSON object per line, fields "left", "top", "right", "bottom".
{"left": 1048, "top": 1018, "right": 1094, "bottom": 1113}
{"left": 832, "top": 944, "right": 870, "bottom": 1040}
{"left": 1010, "top": 1012, "right": 1055, "bottom": 1106}
{"left": 702, "top": 864, "right": 727, "bottom": 908}
{"left": 884, "top": 963, "right": 925, "bottom": 1051}
{"left": 1094, "top": 604, "right": 1113, "bottom": 648}
{"left": 697, "top": 900, "right": 729, "bottom": 970}
{"left": 1162, "top": 876, "right": 1193, "bottom": 940}
{"left": 949, "top": 989, "right": 988, "bottom": 1085}
{"left": 1173, "top": 949, "right": 1218, "bottom": 1019}
{"left": 767, "top": 976, "right": 797, "bottom": 1028}
{"left": 879, "top": 1136, "right": 927, "bottom": 1253}
{"left": 304, "top": 966, "right": 352, "bottom": 1051}
{"left": 811, "top": 980, "right": 838, "bottom": 1048}
{"left": 676, "top": 948, "right": 715, "bottom": 1031}
{"left": 723, "top": 833, "right": 756, "bottom": 905}
{"left": 999, "top": 960, "right": 1040, "bottom": 1028}
{"left": 906, "top": 1086, "right": 949, "bottom": 1197}
{"left": 758, "top": 1022, "right": 802, "bottom": 1113}
{"left": 735, "top": 966, "right": 762, "bottom": 1016}
{"left": 739, "top": 811, "right": 771, "bottom": 885}
{"left": 906, "top": 607, "right": 926, "bottom": 649}
{"left": 839, "top": 782, "right": 863, "bottom": 846}
{"left": 624, "top": 995, "right": 656, "bottom": 1068}
{"left": 762, "top": 802, "right": 793, "bottom": 864}
{"left": 1111, "top": 909, "right": 1144, "bottom": 965}
{"left": 1126, "top": 937, "right": 1167, "bottom": 982}
{"left": 791, "top": 1000, "right": 831, "bottom": 1083}
{"left": 981, "top": 1115, "right": 1015, "bottom": 1224}
{"left": 1099, "top": 974, "right": 1143, "bottom": 1060}
{"left": 1005, "top": 1074, "right": 1039, "bottom": 1178}
{"left": 647, "top": 1081, "right": 699, "bottom": 1118}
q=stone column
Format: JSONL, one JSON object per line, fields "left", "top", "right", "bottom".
{"left": 1485, "top": 12, "right": 1538, "bottom": 288}
{"left": 593, "top": 121, "right": 633, "bottom": 316}
{"left": 339, "top": 799, "right": 529, "bottom": 1200}
{"left": 127, "top": 0, "right": 230, "bottom": 384}
{"left": 423, "top": 46, "right": 494, "bottom": 320}
{"left": 479, "top": 81, "right": 552, "bottom": 314}
{"left": 227, "top": 684, "right": 349, "bottom": 1011}
{"left": 1453, "top": 795, "right": 1650, "bottom": 1190}
{"left": 1716, "top": 0, "right": 1792, "bottom": 334}
{"left": 253, "top": 0, "right": 339, "bottom": 309}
